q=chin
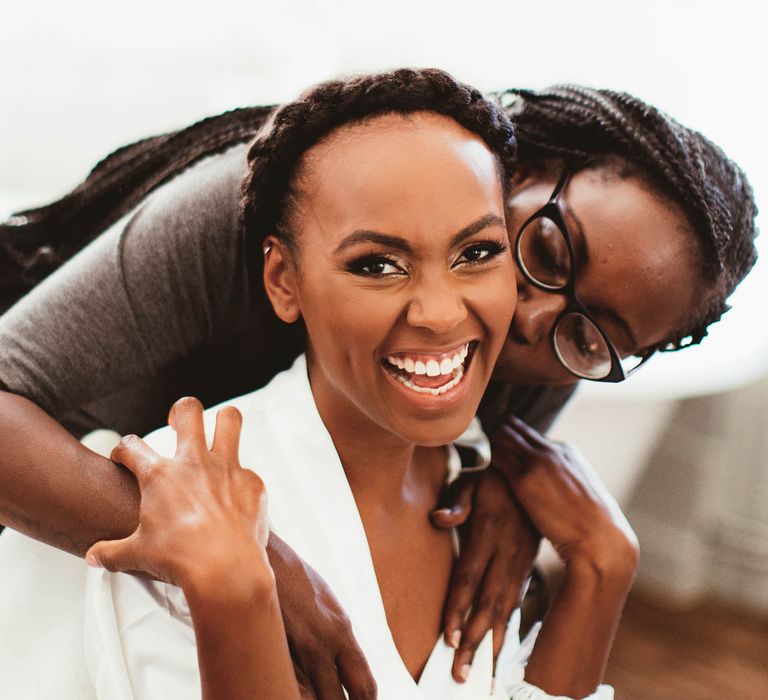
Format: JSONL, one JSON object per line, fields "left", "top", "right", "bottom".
{"left": 394, "top": 411, "right": 478, "bottom": 448}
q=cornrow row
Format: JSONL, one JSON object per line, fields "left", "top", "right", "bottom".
{"left": 240, "top": 68, "right": 517, "bottom": 264}
{"left": 497, "top": 85, "right": 758, "bottom": 351}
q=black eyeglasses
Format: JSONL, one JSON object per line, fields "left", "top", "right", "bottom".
{"left": 515, "top": 169, "right": 654, "bottom": 382}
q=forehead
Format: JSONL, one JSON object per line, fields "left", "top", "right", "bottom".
{"left": 292, "top": 112, "right": 504, "bottom": 247}
{"left": 567, "top": 170, "right": 703, "bottom": 350}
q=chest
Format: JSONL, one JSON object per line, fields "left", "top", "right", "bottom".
{"left": 361, "top": 502, "right": 454, "bottom": 680}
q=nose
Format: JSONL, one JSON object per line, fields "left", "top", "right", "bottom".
{"left": 511, "top": 277, "right": 567, "bottom": 346}
{"left": 406, "top": 275, "right": 468, "bottom": 335}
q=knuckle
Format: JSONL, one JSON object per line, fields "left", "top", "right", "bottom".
{"left": 454, "top": 568, "right": 480, "bottom": 590}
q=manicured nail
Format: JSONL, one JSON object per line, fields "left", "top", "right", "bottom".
{"left": 447, "top": 630, "right": 461, "bottom": 649}
{"left": 85, "top": 553, "right": 101, "bottom": 568}
{"left": 458, "top": 663, "right": 471, "bottom": 682}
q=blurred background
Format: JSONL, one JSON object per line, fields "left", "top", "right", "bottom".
{"left": 1, "top": 1, "right": 767, "bottom": 697}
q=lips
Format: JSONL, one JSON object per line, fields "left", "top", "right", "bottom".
{"left": 382, "top": 342, "right": 476, "bottom": 396}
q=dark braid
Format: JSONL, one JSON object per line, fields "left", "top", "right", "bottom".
{"left": 240, "top": 68, "right": 517, "bottom": 261}
{"left": 0, "top": 105, "right": 274, "bottom": 312}
{"left": 497, "top": 85, "right": 759, "bottom": 352}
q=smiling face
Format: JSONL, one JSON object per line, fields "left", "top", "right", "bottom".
{"left": 494, "top": 163, "right": 707, "bottom": 385}
{"left": 263, "top": 112, "right": 516, "bottom": 447}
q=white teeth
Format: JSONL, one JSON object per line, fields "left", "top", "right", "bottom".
{"left": 385, "top": 342, "right": 472, "bottom": 380}
{"left": 392, "top": 366, "right": 465, "bottom": 395}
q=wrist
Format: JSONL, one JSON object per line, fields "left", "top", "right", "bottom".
{"left": 565, "top": 530, "right": 639, "bottom": 592}
{"left": 182, "top": 543, "right": 276, "bottom": 609}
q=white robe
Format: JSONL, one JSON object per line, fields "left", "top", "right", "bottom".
{"left": 1, "top": 355, "right": 613, "bottom": 699}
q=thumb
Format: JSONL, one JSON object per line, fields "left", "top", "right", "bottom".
{"left": 86, "top": 535, "right": 141, "bottom": 574}
{"left": 430, "top": 474, "right": 477, "bottom": 529}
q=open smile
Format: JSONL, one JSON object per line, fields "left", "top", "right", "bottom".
{"left": 381, "top": 341, "right": 478, "bottom": 396}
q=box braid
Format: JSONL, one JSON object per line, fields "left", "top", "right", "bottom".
{"left": 0, "top": 105, "right": 274, "bottom": 312}
{"left": 497, "top": 85, "right": 759, "bottom": 353}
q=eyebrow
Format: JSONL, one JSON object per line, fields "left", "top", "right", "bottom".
{"left": 333, "top": 213, "right": 506, "bottom": 255}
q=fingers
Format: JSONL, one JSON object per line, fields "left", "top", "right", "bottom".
{"left": 86, "top": 534, "right": 140, "bottom": 574}
{"left": 442, "top": 513, "right": 496, "bottom": 650}
{"left": 110, "top": 434, "right": 163, "bottom": 483}
{"left": 503, "top": 415, "right": 548, "bottom": 448}
{"left": 302, "top": 662, "right": 346, "bottom": 700}
{"left": 335, "top": 637, "right": 377, "bottom": 700}
{"left": 211, "top": 405, "right": 243, "bottom": 464}
{"left": 169, "top": 397, "right": 208, "bottom": 456}
{"left": 430, "top": 474, "right": 478, "bottom": 529}
{"left": 450, "top": 554, "right": 524, "bottom": 682}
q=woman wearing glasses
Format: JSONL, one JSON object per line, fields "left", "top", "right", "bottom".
{"left": 0, "top": 79, "right": 757, "bottom": 696}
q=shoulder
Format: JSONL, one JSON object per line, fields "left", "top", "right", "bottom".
{"left": 141, "top": 356, "right": 308, "bottom": 458}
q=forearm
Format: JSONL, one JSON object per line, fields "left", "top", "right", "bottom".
{"left": 185, "top": 549, "right": 300, "bottom": 700}
{"left": 524, "top": 553, "right": 636, "bottom": 697}
{"left": 0, "top": 391, "right": 139, "bottom": 555}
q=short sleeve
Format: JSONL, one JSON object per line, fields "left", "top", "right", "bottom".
{"left": 0, "top": 145, "right": 251, "bottom": 419}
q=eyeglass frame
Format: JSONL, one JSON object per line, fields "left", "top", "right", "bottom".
{"left": 514, "top": 168, "right": 654, "bottom": 383}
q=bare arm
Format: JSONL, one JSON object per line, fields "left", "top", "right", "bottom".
{"left": 492, "top": 416, "right": 637, "bottom": 697}
{"left": 0, "top": 391, "right": 139, "bottom": 554}
{"left": 87, "top": 399, "right": 299, "bottom": 699}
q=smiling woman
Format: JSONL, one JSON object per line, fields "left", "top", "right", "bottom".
{"left": 0, "top": 67, "right": 758, "bottom": 700}
{"left": 263, "top": 113, "right": 515, "bottom": 450}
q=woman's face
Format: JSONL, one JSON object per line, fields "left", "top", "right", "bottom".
{"left": 493, "top": 165, "right": 705, "bottom": 385}
{"left": 266, "top": 112, "right": 516, "bottom": 446}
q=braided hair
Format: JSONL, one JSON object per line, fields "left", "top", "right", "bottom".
{"left": 0, "top": 105, "right": 274, "bottom": 311}
{"left": 498, "top": 85, "right": 759, "bottom": 352}
{"left": 2, "top": 79, "right": 757, "bottom": 357}
{"left": 239, "top": 68, "right": 517, "bottom": 263}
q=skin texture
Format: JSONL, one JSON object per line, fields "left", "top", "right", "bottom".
{"left": 88, "top": 399, "right": 300, "bottom": 700}
{"left": 263, "top": 111, "right": 517, "bottom": 678}
{"left": 491, "top": 416, "right": 639, "bottom": 696}
{"left": 494, "top": 161, "right": 704, "bottom": 385}
{"left": 0, "top": 153, "right": 705, "bottom": 694}
{"left": 436, "top": 159, "right": 705, "bottom": 684}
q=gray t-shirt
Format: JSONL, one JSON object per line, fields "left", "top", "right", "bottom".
{"left": 0, "top": 144, "right": 575, "bottom": 438}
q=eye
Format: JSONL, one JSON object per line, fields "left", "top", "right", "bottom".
{"left": 572, "top": 316, "right": 606, "bottom": 359}
{"left": 454, "top": 240, "right": 508, "bottom": 267}
{"left": 345, "top": 254, "right": 406, "bottom": 278}
{"left": 518, "top": 217, "right": 571, "bottom": 287}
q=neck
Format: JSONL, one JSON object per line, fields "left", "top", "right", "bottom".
{"left": 307, "top": 356, "right": 446, "bottom": 507}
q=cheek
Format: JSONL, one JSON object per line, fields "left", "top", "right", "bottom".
{"left": 299, "top": 278, "right": 398, "bottom": 367}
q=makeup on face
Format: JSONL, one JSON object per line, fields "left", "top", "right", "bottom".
{"left": 279, "top": 112, "right": 517, "bottom": 447}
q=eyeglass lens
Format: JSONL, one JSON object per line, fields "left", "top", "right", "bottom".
{"left": 518, "top": 215, "right": 615, "bottom": 380}
{"left": 517, "top": 216, "right": 572, "bottom": 288}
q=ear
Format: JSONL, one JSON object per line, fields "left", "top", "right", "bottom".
{"left": 262, "top": 236, "right": 301, "bottom": 323}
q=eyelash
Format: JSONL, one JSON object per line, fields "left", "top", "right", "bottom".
{"left": 345, "top": 240, "right": 508, "bottom": 278}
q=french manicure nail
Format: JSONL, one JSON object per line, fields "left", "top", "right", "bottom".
{"left": 458, "top": 663, "right": 471, "bottom": 682}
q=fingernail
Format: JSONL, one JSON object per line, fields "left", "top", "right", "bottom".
{"left": 458, "top": 663, "right": 471, "bottom": 682}
{"left": 447, "top": 630, "right": 461, "bottom": 649}
{"left": 432, "top": 508, "right": 452, "bottom": 517}
{"left": 85, "top": 553, "right": 101, "bottom": 568}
